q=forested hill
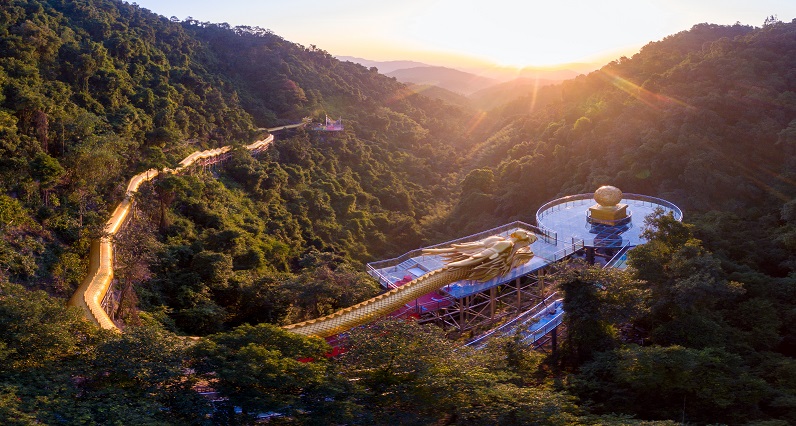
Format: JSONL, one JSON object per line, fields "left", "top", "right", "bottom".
{"left": 456, "top": 21, "right": 796, "bottom": 244}
{"left": 440, "top": 22, "right": 796, "bottom": 425}
{"left": 471, "top": 21, "right": 795, "bottom": 211}
{"left": 0, "top": 0, "right": 479, "bottom": 307}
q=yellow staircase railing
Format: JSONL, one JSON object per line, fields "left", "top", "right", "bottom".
{"left": 68, "top": 136, "right": 273, "bottom": 330}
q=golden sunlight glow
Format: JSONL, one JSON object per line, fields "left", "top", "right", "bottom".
{"left": 401, "top": 0, "right": 669, "bottom": 67}
{"left": 133, "top": 0, "right": 796, "bottom": 70}
{"left": 602, "top": 70, "right": 691, "bottom": 110}
{"left": 465, "top": 110, "right": 488, "bottom": 135}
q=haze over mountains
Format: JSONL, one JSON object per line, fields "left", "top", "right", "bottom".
{"left": 385, "top": 66, "right": 498, "bottom": 95}
{"left": 338, "top": 55, "right": 591, "bottom": 108}
{"left": 338, "top": 55, "right": 593, "bottom": 82}
{"left": 336, "top": 55, "right": 430, "bottom": 74}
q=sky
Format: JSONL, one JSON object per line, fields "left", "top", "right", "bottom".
{"left": 130, "top": 0, "right": 796, "bottom": 70}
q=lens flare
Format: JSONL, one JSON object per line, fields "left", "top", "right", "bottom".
{"left": 465, "top": 110, "right": 488, "bottom": 135}
{"left": 602, "top": 70, "right": 692, "bottom": 110}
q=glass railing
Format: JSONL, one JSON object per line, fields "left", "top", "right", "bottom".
{"left": 535, "top": 192, "right": 683, "bottom": 225}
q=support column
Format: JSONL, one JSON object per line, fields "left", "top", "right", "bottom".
{"left": 516, "top": 278, "right": 522, "bottom": 310}
{"left": 459, "top": 296, "right": 466, "bottom": 333}
{"left": 586, "top": 247, "right": 595, "bottom": 265}
{"left": 551, "top": 327, "right": 558, "bottom": 354}
{"left": 489, "top": 286, "right": 496, "bottom": 320}
{"left": 538, "top": 269, "right": 545, "bottom": 299}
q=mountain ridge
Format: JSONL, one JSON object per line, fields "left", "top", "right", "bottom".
{"left": 386, "top": 65, "right": 498, "bottom": 95}
{"left": 335, "top": 55, "right": 431, "bottom": 74}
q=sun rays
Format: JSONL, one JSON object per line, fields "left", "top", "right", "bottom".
{"left": 602, "top": 70, "right": 692, "bottom": 110}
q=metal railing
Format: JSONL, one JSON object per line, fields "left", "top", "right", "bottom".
{"left": 604, "top": 241, "right": 633, "bottom": 270}
{"left": 525, "top": 309, "right": 564, "bottom": 346}
{"left": 536, "top": 192, "right": 683, "bottom": 226}
{"left": 551, "top": 237, "right": 585, "bottom": 262}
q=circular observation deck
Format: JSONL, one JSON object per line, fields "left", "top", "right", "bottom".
{"left": 535, "top": 192, "right": 682, "bottom": 248}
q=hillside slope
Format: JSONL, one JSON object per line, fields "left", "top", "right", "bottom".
{"left": 456, "top": 22, "right": 796, "bottom": 225}
{"left": 469, "top": 77, "right": 561, "bottom": 111}
{"left": 405, "top": 83, "right": 473, "bottom": 108}
{"left": 0, "top": 0, "right": 476, "bottom": 311}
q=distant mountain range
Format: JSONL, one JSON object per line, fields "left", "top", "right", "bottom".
{"left": 386, "top": 66, "right": 498, "bottom": 96}
{"left": 336, "top": 56, "right": 431, "bottom": 74}
{"left": 337, "top": 57, "right": 499, "bottom": 95}
{"left": 402, "top": 84, "right": 472, "bottom": 108}
{"left": 337, "top": 56, "right": 586, "bottom": 109}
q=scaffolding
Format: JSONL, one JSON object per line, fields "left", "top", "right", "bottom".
{"left": 465, "top": 291, "right": 566, "bottom": 350}
{"left": 367, "top": 221, "right": 583, "bottom": 337}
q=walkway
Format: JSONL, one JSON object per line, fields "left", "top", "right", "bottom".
{"left": 68, "top": 135, "right": 275, "bottom": 330}
{"left": 466, "top": 292, "right": 564, "bottom": 349}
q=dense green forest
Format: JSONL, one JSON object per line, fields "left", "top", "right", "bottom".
{"left": 444, "top": 18, "right": 796, "bottom": 425}
{"left": 1, "top": 0, "right": 795, "bottom": 423}
{"left": 0, "top": 0, "right": 476, "bottom": 319}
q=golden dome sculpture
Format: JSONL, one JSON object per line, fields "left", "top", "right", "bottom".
{"left": 594, "top": 185, "right": 623, "bottom": 207}
{"left": 589, "top": 185, "right": 629, "bottom": 224}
